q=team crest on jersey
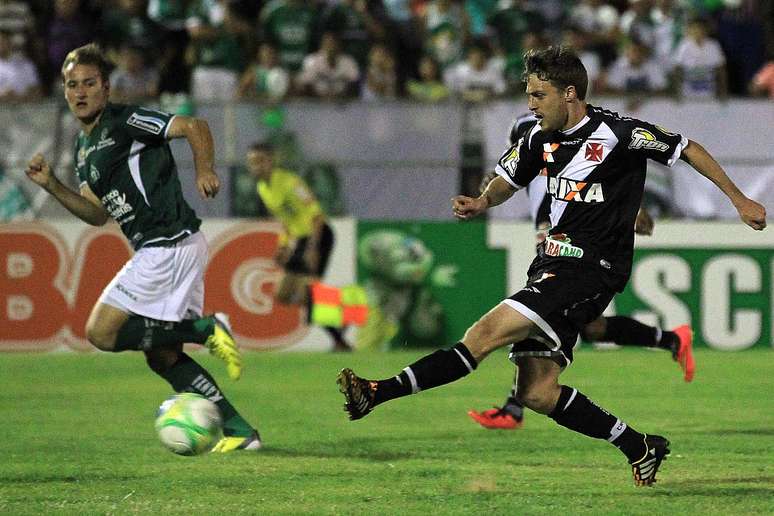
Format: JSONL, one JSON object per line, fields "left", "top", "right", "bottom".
{"left": 585, "top": 142, "right": 604, "bottom": 162}
{"left": 89, "top": 164, "right": 100, "bottom": 183}
{"left": 127, "top": 112, "right": 165, "bottom": 134}
{"left": 96, "top": 128, "right": 115, "bottom": 150}
{"left": 628, "top": 128, "right": 669, "bottom": 152}
{"left": 548, "top": 177, "right": 604, "bottom": 203}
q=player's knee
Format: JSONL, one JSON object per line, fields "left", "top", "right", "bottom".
{"left": 85, "top": 322, "right": 116, "bottom": 351}
{"left": 145, "top": 349, "right": 180, "bottom": 374}
{"left": 462, "top": 320, "right": 501, "bottom": 360}
{"left": 463, "top": 316, "right": 526, "bottom": 361}
{"left": 517, "top": 383, "right": 558, "bottom": 415}
{"left": 581, "top": 318, "right": 606, "bottom": 342}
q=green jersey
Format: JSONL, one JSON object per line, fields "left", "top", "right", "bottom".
{"left": 74, "top": 103, "right": 201, "bottom": 250}
{"left": 260, "top": 0, "right": 316, "bottom": 72}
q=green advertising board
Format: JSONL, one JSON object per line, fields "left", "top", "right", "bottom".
{"left": 355, "top": 220, "right": 773, "bottom": 350}
{"left": 356, "top": 221, "right": 506, "bottom": 349}
{"left": 616, "top": 248, "right": 773, "bottom": 350}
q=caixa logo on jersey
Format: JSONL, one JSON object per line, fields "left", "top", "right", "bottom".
{"left": 548, "top": 177, "right": 604, "bottom": 203}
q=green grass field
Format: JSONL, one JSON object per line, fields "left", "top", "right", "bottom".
{"left": 1, "top": 348, "right": 772, "bottom": 515}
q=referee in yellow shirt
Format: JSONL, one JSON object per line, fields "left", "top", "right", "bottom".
{"left": 246, "top": 141, "right": 351, "bottom": 351}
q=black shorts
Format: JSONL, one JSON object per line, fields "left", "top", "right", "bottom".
{"left": 284, "top": 223, "right": 334, "bottom": 276}
{"left": 505, "top": 259, "right": 615, "bottom": 367}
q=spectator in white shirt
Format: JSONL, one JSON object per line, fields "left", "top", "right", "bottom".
{"left": 673, "top": 16, "right": 727, "bottom": 100}
{"left": 568, "top": 0, "right": 620, "bottom": 66}
{"left": 604, "top": 40, "right": 667, "bottom": 94}
{"left": 0, "top": 30, "right": 41, "bottom": 102}
{"left": 296, "top": 32, "right": 360, "bottom": 99}
{"left": 620, "top": 0, "right": 657, "bottom": 49}
{"left": 443, "top": 40, "right": 505, "bottom": 102}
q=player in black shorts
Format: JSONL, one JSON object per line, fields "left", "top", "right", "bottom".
{"left": 336, "top": 46, "right": 766, "bottom": 486}
{"left": 469, "top": 117, "right": 694, "bottom": 431}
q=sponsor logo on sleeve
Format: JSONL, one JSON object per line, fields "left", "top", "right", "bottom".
{"left": 500, "top": 146, "right": 520, "bottom": 177}
{"left": 628, "top": 128, "right": 669, "bottom": 152}
{"left": 127, "top": 112, "right": 166, "bottom": 134}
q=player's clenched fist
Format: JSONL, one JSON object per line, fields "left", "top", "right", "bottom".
{"left": 26, "top": 154, "right": 55, "bottom": 190}
{"left": 452, "top": 195, "right": 488, "bottom": 220}
{"left": 196, "top": 169, "right": 220, "bottom": 199}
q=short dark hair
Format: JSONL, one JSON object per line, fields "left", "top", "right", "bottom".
{"left": 61, "top": 43, "right": 112, "bottom": 82}
{"left": 249, "top": 141, "right": 275, "bottom": 154}
{"left": 523, "top": 45, "right": 588, "bottom": 100}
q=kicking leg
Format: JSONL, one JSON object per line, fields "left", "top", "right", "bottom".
{"left": 337, "top": 303, "right": 535, "bottom": 420}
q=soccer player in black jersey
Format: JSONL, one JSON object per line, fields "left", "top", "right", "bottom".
{"left": 469, "top": 116, "right": 694, "bottom": 431}
{"left": 337, "top": 46, "right": 765, "bottom": 486}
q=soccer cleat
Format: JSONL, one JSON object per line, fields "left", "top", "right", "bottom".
{"left": 211, "top": 431, "right": 262, "bottom": 453}
{"left": 630, "top": 434, "right": 670, "bottom": 486}
{"left": 337, "top": 368, "right": 376, "bottom": 420}
{"left": 204, "top": 313, "right": 243, "bottom": 380}
{"left": 672, "top": 325, "right": 695, "bottom": 382}
{"left": 468, "top": 407, "right": 523, "bottom": 430}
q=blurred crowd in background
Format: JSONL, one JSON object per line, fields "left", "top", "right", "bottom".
{"left": 1, "top": 0, "right": 773, "bottom": 225}
{"left": 1, "top": 0, "right": 773, "bottom": 105}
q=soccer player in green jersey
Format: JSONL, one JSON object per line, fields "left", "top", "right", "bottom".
{"left": 25, "top": 43, "right": 260, "bottom": 452}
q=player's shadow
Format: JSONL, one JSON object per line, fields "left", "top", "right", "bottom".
{"left": 1, "top": 473, "right": 141, "bottom": 485}
{"left": 257, "top": 432, "right": 465, "bottom": 462}
{"left": 655, "top": 476, "right": 774, "bottom": 497}
{"left": 692, "top": 427, "right": 774, "bottom": 436}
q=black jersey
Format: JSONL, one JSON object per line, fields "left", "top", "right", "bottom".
{"left": 495, "top": 104, "right": 687, "bottom": 291}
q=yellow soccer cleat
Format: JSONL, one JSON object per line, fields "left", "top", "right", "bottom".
{"left": 204, "top": 313, "right": 243, "bottom": 380}
{"left": 211, "top": 432, "right": 262, "bottom": 453}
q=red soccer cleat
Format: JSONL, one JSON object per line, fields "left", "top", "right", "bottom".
{"left": 467, "top": 407, "right": 523, "bottom": 430}
{"left": 673, "top": 325, "right": 695, "bottom": 382}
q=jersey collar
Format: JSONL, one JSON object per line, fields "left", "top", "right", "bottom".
{"left": 561, "top": 115, "right": 590, "bottom": 135}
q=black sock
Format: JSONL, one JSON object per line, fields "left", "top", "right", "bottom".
{"left": 549, "top": 385, "right": 647, "bottom": 462}
{"left": 157, "top": 353, "right": 254, "bottom": 437}
{"left": 324, "top": 326, "right": 348, "bottom": 346}
{"left": 658, "top": 330, "right": 679, "bottom": 353}
{"left": 373, "top": 342, "right": 477, "bottom": 406}
{"left": 602, "top": 316, "right": 659, "bottom": 347}
{"left": 503, "top": 384, "right": 524, "bottom": 419}
{"left": 114, "top": 316, "right": 213, "bottom": 351}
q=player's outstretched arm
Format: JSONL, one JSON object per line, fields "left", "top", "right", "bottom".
{"left": 681, "top": 140, "right": 766, "bottom": 230}
{"left": 167, "top": 115, "right": 219, "bottom": 199}
{"left": 452, "top": 175, "right": 517, "bottom": 220}
{"left": 25, "top": 153, "right": 108, "bottom": 226}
